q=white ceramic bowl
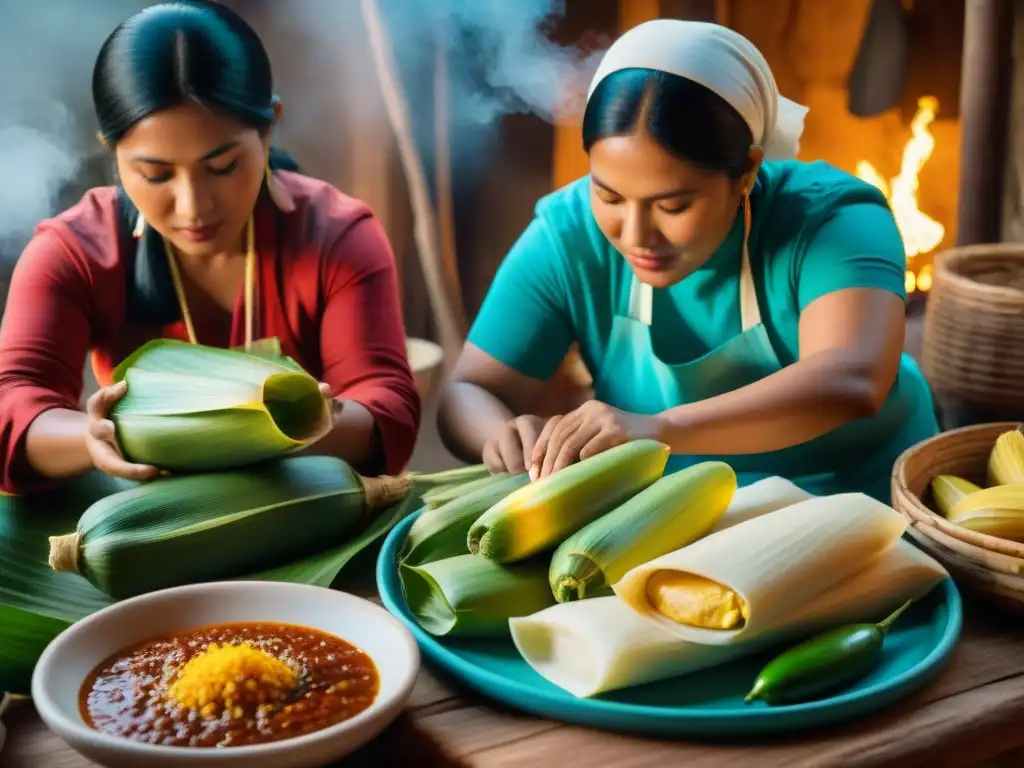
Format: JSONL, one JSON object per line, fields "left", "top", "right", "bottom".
{"left": 31, "top": 581, "right": 420, "bottom": 768}
{"left": 406, "top": 337, "right": 444, "bottom": 403}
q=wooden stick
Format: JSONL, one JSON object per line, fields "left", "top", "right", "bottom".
{"left": 360, "top": 0, "right": 467, "bottom": 361}
{"left": 433, "top": 27, "right": 464, "bottom": 323}
{"left": 956, "top": 0, "right": 1013, "bottom": 245}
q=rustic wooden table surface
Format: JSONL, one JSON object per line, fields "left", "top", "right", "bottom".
{"left": 5, "top": 593, "right": 1024, "bottom": 768}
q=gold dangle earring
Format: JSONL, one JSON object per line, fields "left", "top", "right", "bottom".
{"left": 742, "top": 192, "right": 752, "bottom": 240}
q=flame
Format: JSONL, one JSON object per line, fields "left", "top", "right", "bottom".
{"left": 856, "top": 96, "right": 945, "bottom": 293}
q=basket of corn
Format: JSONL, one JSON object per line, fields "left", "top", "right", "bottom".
{"left": 891, "top": 421, "right": 1024, "bottom": 612}
{"left": 922, "top": 244, "right": 1024, "bottom": 429}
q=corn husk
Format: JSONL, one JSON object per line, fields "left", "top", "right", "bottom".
{"left": 400, "top": 554, "right": 556, "bottom": 637}
{"left": 930, "top": 475, "right": 983, "bottom": 517}
{"left": 47, "top": 457, "right": 411, "bottom": 599}
{"left": 613, "top": 493, "right": 907, "bottom": 645}
{"left": 109, "top": 339, "right": 331, "bottom": 472}
{"left": 401, "top": 472, "right": 530, "bottom": 566}
{"left": 548, "top": 462, "right": 737, "bottom": 603}
{"left": 989, "top": 430, "right": 1024, "bottom": 486}
{"left": 421, "top": 471, "right": 513, "bottom": 509}
{"left": 947, "top": 483, "right": 1024, "bottom": 541}
{"left": 468, "top": 439, "right": 670, "bottom": 562}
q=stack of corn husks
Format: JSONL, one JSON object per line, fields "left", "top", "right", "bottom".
{"left": 0, "top": 338, "right": 484, "bottom": 695}
{"left": 396, "top": 439, "right": 743, "bottom": 637}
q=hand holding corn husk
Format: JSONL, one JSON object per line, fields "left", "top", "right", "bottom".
{"left": 109, "top": 340, "right": 332, "bottom": 473}
{"left": 85, "top": 381, "right": 161, "bottom": 482}
{"left": 530, "top": 400, "right": 665, "bottom": 480}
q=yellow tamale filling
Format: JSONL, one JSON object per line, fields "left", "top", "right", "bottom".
{"left": 646, "top": 571, "right": 749, "bottom": 630}
{"left": 167, "top": 641, "right": 298, "bottom": 718}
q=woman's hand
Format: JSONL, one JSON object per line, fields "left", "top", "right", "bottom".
{"left": 85, "top": 381, "right": 160, "bottom": 481}
{"left": 530, "top": 401, "right": 665, "bottom": 480}
{"left": 318, "top": 382, "right": 345, "bottom": 427}
{"left": 482, "top": 414, "right": 548, "bottom": 474}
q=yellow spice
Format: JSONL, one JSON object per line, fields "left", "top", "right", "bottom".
{"left": 167, "top": 641, "right": 298, "bottom": 717}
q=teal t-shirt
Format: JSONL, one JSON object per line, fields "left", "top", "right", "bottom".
{"left": 468, "top": 160, "right": 908, "bottom": 383}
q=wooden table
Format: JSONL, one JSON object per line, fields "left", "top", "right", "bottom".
{"left": 5, "top": 597, "right": 1024, "bottom": 767}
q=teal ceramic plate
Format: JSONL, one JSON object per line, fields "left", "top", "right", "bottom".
{"left": 376, "top": 511, "right": 963, "bottom": 736}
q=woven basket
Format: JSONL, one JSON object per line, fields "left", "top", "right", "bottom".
{"left": 892, "top": 421, "right": 1024, "bottom": 612}
{"left": 922, "top": 244, "right": 1024, "bottom": 412}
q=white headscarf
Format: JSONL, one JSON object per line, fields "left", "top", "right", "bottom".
{"left": 587, "top": 19, "right": 809, "bottom": 160}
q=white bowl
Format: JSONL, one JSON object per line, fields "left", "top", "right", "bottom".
{"left": 31, "top": 581, "right": 420, "bottom": 768}
{"left": 405, "top": 337, "right": 444, "bottom": 403}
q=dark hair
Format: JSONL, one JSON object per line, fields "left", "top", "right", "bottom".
{"left": 582, "top": 68, "right": 754, "bottom": 179}
{"left": 93, "top": 0, "right": 298, "bottom": 326}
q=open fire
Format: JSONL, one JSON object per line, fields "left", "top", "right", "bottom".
{"left": 855, "top": 96, "right": 945, "bottom": 296}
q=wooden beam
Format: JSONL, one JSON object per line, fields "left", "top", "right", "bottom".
{"left": 956, "top": 0, "right": 1014, "bottom": 245}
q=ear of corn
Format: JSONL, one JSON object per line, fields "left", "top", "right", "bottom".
{"left": 110, "top": 339, "right": 331, "bottom": 472}
{"left": 930, "top": 474, "right": 982, "bottom": 517}
{"left": 946, "top": 483, "right": 1024, "bottom": 541}
{"left": 47, "top": 456, "right": 410, "bottom": 598}
{"left": 401, "top": 473, "right": 530, "bottom": 566}
{"left": 548, "top": 461, "right": 737, "bottom": 603}
{"left": 988, "top": 430, "right": 1024, "bottom": 486}
{"left": 400, "top": 554, "right": 555, "bottom": 637}
{"left": 467, "top": 439, "right": 670, "bottom": 563}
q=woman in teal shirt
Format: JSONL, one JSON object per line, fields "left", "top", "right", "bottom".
{"left": 437, "top": 19, "right": 938, "bottom": 502}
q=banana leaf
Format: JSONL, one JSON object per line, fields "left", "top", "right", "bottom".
{"left": 0, "top": 470, "right": 452, "bottom": 695}
{"left": 110, "top": 339, "right": 331, "bottom": 472}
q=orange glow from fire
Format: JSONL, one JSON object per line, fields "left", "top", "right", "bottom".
{"left": 856, "top": 96, "right": 944, "bottom": 294}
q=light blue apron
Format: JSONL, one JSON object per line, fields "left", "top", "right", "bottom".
{"left": 592, "top": 201, "right": 939, "bottom": 503}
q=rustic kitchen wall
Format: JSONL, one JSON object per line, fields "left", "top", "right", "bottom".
{"left": 726, "top": 0, "right": 962, "bottom": 256}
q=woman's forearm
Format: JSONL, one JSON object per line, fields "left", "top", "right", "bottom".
{"left": 437, "top": 380, "right": 516, "bottom": 463}
{"left": 659, "top": 350, "right": 885, "bottom": 455}
{"left": 24, "top": 408, "right": 94, "bottom": 479}
{"left": 304, "top": 399, "right": 383, "bottom": 474}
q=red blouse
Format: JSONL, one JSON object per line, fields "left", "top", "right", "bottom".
{"left": 0, "top": 171, "right": 421, "bottom": 493}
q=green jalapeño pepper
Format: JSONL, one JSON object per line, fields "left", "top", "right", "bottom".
{"left": 744, "top": 599, "right": 915, "bottom": 706}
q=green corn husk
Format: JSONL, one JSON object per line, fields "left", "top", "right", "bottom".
{"left": 401, "top": 473, "right": 530, "bottom": 566}
{"left": 109, "top": 339, "right": 332, "bottom": 472}
{"left": 408, "top": 464, "right": 492, "bottom": 491}
{"left": 468, "top": 439, "right": 671, "bottom": 563}
{"left": 400, "top": 554, "right": 555, "bottom": 637}
{"left": 47, "top": 456, "right": 410, "bottom": 599}
{"left": 0, "top": 465, "right": 472, "bottom": 695}
{"left": 548, "top": 461, "right": 737, "bottom": 603}
{"left": 421, "top": 471, "right": 514, "bottom": 509}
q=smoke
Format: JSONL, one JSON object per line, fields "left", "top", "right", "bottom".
{"left": 238, "top": 0, "right": 607, "bottom": 178}
{"left": 380, "top": 0, "right": 605, "bottom": 126}
{"left": 0, "top": 0, "right": 605, "bottom": 258}
{"left": 0, "top": 1, "right": 150, "bottom": 257}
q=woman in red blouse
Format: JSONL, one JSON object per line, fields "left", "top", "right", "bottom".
{"left": 0, "top": 1, "right": 420, "bottom": 494}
